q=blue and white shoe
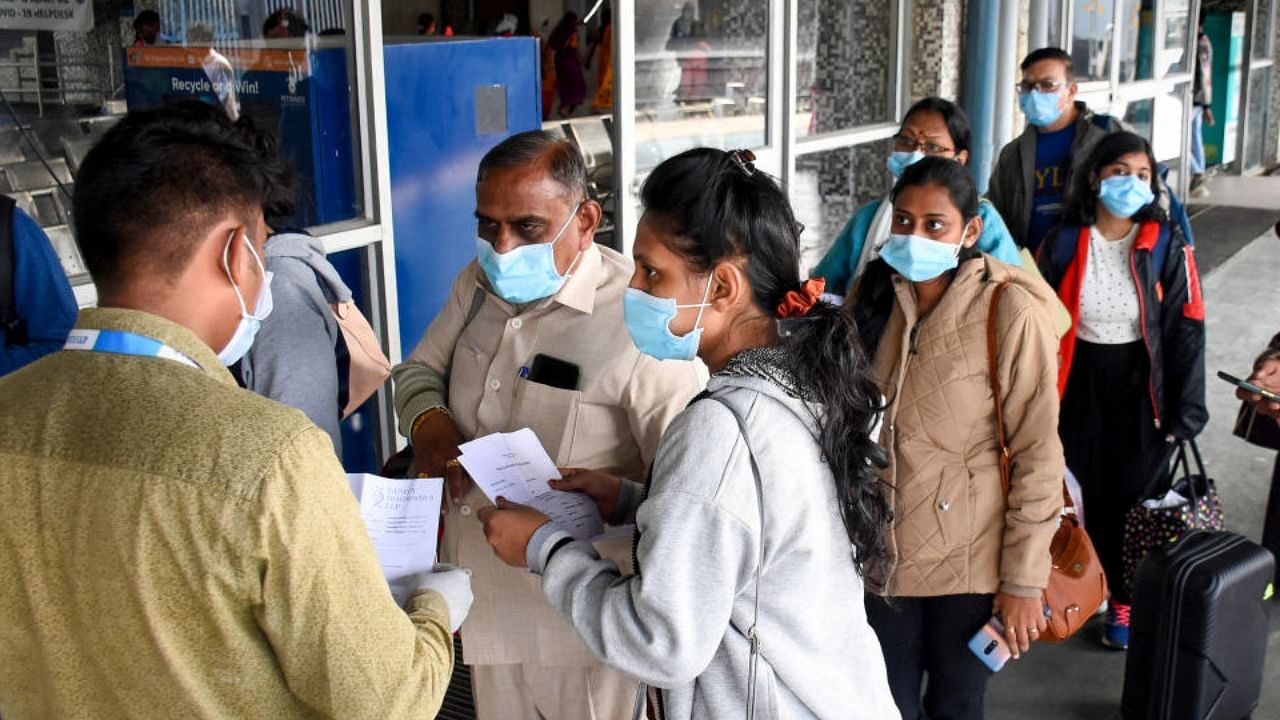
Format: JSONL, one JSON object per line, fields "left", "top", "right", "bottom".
{"left": 1101, "top": 603, "right": 1130, "bottom": 650}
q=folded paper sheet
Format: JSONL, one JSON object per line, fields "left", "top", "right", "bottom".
{"left": 458, "top": 428, "right": 605, "bottom": 541}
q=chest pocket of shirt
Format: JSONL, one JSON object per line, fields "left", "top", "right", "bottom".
{"left": 511, "top": 377, "right": 580, "bottom": 464}
{"left": 449, "top": 336, "right": 492, "bottom": 435}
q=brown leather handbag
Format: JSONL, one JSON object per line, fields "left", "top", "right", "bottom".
{"left": 987, "top": 282, "right": 1108, "bottom": 642}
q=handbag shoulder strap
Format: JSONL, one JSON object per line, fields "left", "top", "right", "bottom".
{"left": 988, "top": 282, "right": 1074, "bottom": 509}
{"left": 706, "top": 395, "right": 765, "bottom": 720}
{"left": 987, "top": 282, "right": 1012, "bottom": 498}
{"left": 630, "top": 393, "right": 767, "bottom": 720}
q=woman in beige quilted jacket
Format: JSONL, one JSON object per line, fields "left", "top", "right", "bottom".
{"left": 845, "top": 157, "right": 1065, "bottom": 720}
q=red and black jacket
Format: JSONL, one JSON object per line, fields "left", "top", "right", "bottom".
{"left": 1037, "top": 220, "right": 1208, "bottom": 440}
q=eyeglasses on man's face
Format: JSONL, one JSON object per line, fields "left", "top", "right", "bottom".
{"left": 1016, "top": 79, "right": 1067, "bottom": 94}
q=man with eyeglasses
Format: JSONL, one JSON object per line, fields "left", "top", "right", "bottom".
{"left": 392, "top": 130, "right": 703, "bottom": 720}
{"left": 988, "top": 47, "right": 1129, "bottom": 254}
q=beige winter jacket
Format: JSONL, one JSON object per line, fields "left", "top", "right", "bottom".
{"left": 858, "top": 256, "right": 1065, "bottom": 598}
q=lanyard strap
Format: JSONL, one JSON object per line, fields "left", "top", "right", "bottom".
{"left": 63, "top": 329, "right": 201, "bottom": 370}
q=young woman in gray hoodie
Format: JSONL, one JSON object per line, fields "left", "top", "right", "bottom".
{"left": 480, "top": 148, "right": 900, "bottom": 719}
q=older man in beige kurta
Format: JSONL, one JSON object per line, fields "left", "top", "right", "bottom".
{"left": 394, "top": 242, "right": 703, "bottom": 717}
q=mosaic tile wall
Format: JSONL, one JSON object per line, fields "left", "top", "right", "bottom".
{"left": 803, "top": 0, "right": 895, "bottom": 259}
{"left": 911, "top": 0, "right": 965, "bottom": 101}
{"left": 799, "top": 0, "right": 970, "bottom": 264}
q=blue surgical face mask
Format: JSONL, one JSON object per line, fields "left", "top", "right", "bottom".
{"left": 476, "top": 202, "right": 582, "bottom": 304}
{"left": 879, "top": 233, "right": 963, "bottom": 282}
{"left": 623, "top": 276, "right": 713, "bottom": 361}
{"left": 1020, "top": 90, "right": 1065, "bottom": 128}
{"left": 1097, "top": 175, "right": 1155, "bottom": 219}
{"left": 217, "top": 231, "right": 274, "bottom": 366}
{"left": 887, "top": 150, "right": 926, "bottom": 179}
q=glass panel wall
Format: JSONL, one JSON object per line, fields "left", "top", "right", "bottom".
{"left": 792, "top": 139, "right": 893, "bottom": 276}
{"left": 1072, "top": 0, "right": 1116, "bottom": 81}
{"left": 795, "top": 0, "right": 895, "bottom": 138}
{"left": 633, "top": 0, "right": 769, "bottom": 171}
{"left": 1119, "top": 0, "right": 1155, "bottom": 82}
{"left": 1, "top": 0, "right": 370, "bottom": 288}
{"left": 1122, "top": 97, "right": 1156, "bottom": 140}
{"left": 1162, "top": 0, "right": 1192, "bottom": 75}
{"left": 126, "top": 0, "right": 366, "bottom": 229}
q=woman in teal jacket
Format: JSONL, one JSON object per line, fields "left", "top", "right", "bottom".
{"left": 813, "top": 97, "right": 1020, "bottom": 296}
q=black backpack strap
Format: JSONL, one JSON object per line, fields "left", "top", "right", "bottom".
{"left": 0, "top": 196, "right": 26, "bottom": 345}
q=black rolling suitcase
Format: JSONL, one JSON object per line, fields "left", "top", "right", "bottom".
{"left": 1122, "top": 530, "right": 1274, "bottom": 720}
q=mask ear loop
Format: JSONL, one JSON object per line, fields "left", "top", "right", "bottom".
{"left": 686, "top": 272, "right": 715, "bottom": 332}
{"left": 222, "top": 230, "right": 250, "bottom": 317}
{"left": 551, "top": 200, "right": 586, "bottom": 278}
{"left": 221, "top": 228, "right": 268, "bottom": 318}
{"left": 959, "top": 219, "right": 978, "bottom": 256}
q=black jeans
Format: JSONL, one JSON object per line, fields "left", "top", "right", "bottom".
{"left": 865, "top": 593, "right": 995, "bottom": 720}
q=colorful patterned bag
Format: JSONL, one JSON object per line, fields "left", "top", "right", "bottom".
{"left": 1121, "top": 440, "right": 1225, "bottom": 592}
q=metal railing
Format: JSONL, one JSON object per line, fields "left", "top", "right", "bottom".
{"left": 0, "top": 46, "right": 114, "bottom": 117}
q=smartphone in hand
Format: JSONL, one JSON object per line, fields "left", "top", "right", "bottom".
{"left": 969, "top": 617, "right": 1012, "bottom": 672}
{"left": 1219, "top": 371, "right": 1280, "bottom": 402}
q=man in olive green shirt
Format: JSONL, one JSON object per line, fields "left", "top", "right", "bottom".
{"left": 0, "top": 102, "right": 469, "bottom": 719}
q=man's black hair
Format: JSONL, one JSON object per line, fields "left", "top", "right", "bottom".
{"left": 263, "top": 9, "right": 309, "bottom": 37}
{"left": 72, "top": 100, "right": 294, "bottom": 295}
{"left": 418, "top": 12, "right": 435, "bottom": 30}
{"left": 1021, "top": 47, "right": 1074, "bottom": 78}
{"left": 476, "top": 130, "right": 588, "bottom": 200}
{"left": 133, "top": 10, "right": 159, "bottom": 30}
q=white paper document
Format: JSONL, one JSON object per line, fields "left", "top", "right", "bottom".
{"left": 347, "top": 473, "right": 443, "bottom": 605}
{"left": 457, "top": 428, "right": 605, "bottom": 541}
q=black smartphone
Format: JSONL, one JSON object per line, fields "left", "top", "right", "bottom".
{"left": 526, "top": 353, "right": 581, "bottom": 391}
{"left": 1218, "top": 371, "right": 1280, "bottom": 402}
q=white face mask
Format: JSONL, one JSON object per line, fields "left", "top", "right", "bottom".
{"left": 217, "top": 231, "right": 273, "bottom": 366}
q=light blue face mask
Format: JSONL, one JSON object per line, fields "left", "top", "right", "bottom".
{"left": 475, "top": 202, "right": 582, "bottom": 304}
{"left": 1097, "top": 175, "right": 1155, "bottom": 219}
{"left": 887, "top": 150, "right": 926, "bottom": 179}
{"left": 622, "top": 277, "right": 713, "bottom": 362}
{"left": 1020, "top": 90, "right": 1065, "bottom": 128}
{"left": 879, "top": 233, "right": 964, "bottom": 282}
{"left": 217, "top": 231, "right": 274, "bottom": 366}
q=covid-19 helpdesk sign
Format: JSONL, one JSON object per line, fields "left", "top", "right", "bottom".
{"left": 0, "top": 0, "right": 93, "bottom": 31}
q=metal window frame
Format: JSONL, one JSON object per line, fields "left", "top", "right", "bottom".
{"left": 789, "top": 0, "right": 909, "bottom": 165}
{"left": 69, "top": 0, "right": 402, "bottom": 462}
{"left": 1238, "top": 0, "right": 1278, "bottom": 172}
{"left": 1063, "top": 0, "right": 1201, "bottom": 195}
{"left": 613, "top": 0, "right": 910, "bottom": 254}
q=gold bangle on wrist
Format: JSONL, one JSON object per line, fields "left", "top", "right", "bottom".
{"left": 411, "top": 406, "right": 450, "bottom": 437}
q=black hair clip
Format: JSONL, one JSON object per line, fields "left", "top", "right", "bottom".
{"left": 729, "top": 149, "right": 757, "bottom": 177}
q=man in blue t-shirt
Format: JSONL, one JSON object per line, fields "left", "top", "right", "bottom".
{"left": 1028, "top": 120, "right": 1077, "bottom": 253}
{"left": 0, "top": 200, "right": 78, "bottom": 376}
{"left": 988, "top": 48, "right": 1127, "bottom": 254}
